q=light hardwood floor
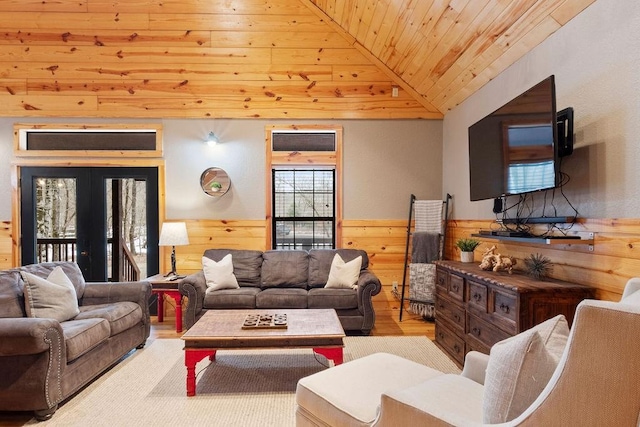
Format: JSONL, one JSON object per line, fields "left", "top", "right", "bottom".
{"left": 0, "top": 287, "right": 433, "bottom": 426}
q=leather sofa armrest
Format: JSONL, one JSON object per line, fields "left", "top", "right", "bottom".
{"left": 460, "top": 351, "right": 490, "bottom": 385}
{"left": 356, "top": 269, "right": 382, "bottom": 334}
{"left": 179, "top": 271, "right": 206, "bottom": 329}
{"left": 0, "top": 318, "right": 64, "bottom": 357}
{"left": 357, "top": 269, "right": 382, "bottom": 298}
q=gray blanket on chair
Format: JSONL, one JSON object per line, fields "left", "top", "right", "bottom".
{"left": 411, "top": 232, "right": 440, "bottom": 263}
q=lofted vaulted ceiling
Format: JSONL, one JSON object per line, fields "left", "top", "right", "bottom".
{"left": 0, "top": 0, "right": 595, "bottom": 119}
{"left": 307, "top": 0, "right": 596, "bottom": 114}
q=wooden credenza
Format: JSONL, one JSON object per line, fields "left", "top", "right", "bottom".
{"left": 434, "top": 260, "right": 595, "bottom": 367}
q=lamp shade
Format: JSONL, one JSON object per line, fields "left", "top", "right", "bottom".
{"left": 159, "top": 222, "right": 189, "bottom": 246}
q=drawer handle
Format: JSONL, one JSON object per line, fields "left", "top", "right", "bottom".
{"left": 453, "top": 344, "right": 461, "bottom": 353}
{"left": 473, "top": 293, "right": 482, "bottom": 302}
{"left": 451, "top": 284, "right": 460, "bottom": 292}
{"left": 438, "top": 332, "right": 444, "bottom": 339}
{"left": 499, "top": 303, "right": 511, "bottom": 314}
{"left": 453, "top": 314, "right": 461, "bottom": 322}
{"left": 472, "top": 327, "right": 481, "bottom": 336}
{"left": 438, "top": 278, "right": 445, "bottom": 285}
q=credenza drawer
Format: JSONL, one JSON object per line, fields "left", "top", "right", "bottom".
{"left": 492, "top": 289, "right": 517, "bottom": 334}
{"left": 435, "top": 320, "right": 465, "bottom": 366}
{"left": 467, "top": 280, "right": 488, "bottom": 313}
{"left": 467, "top": 312, "right": 510, "bottom": 348}
{"left": 436, "top": 295, "right": 465, "bottom": 333}
{"left": 448, "top": 274, "right": 465, "bottom": 302}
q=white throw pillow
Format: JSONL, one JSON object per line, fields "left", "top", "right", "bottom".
{"left": 21, "top": 266, "right": 80, "bottom": 322}
{"left": 203, "top": 254, "right": 239, "bottom": 292}
{"left": 325, "top": 254, "right": 362, "bottom": 290}
{"left": 483, "top": 329, "right": 557, "bottom": 423}
{"left": 483, "top": 315, "right": 570, "bottom": 423}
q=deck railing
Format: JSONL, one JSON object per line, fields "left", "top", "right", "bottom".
{"left": 35, "top": 237, "right": 140, "bottom": 282}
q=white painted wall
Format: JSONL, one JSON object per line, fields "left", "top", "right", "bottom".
{"left": 443, "top": 0, "right": 640, "bottom": 219}
{"left": 0, "top": 118, "right": 442, "bottom": 221}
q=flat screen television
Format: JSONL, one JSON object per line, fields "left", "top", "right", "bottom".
{"left": 468, "top": 75, "right": 573, "bottom": 202}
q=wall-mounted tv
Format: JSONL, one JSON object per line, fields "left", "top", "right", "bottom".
{"left": 468, "top": 75, "right": 573, "bottom": 202}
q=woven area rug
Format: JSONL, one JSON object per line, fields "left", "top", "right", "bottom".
{"left": 30, "top": 336, "right": 459, "bottom": 427}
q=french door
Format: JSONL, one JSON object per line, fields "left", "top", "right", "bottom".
{"left": 20, "top": 167, "right": 159, "bottom": 282}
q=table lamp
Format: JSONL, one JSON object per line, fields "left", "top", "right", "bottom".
{"left": 159, "top": 222, "right": 189, "bottom": 276}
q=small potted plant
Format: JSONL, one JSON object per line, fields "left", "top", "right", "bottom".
{"left": 455, "top": 238, "right": 481, "bottom": 263}
{"left": 210, "top": 181, "right": 222, "bottom": 192}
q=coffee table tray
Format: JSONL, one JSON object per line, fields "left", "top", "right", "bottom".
{"left": 242, "top": 313, "right": 288, "bottom": 329}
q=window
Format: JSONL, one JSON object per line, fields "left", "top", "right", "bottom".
{"left": 266, "top": 125, "right": 342, "bottom": 250}
{"left": 272, "top": 169, "right": 335, "bottom": 249}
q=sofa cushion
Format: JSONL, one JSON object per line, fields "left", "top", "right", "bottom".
{"left": 21, "top": 267, "right": 80, "bottom": 322}
{"left": 61, "top": 318, "right": 111, "bottom": 362}
{"left": 261, "top": 250, "right": 308, "bottom": 289}
{"left": 256, "top": 288, "right": 308, "bottom": 309}
{"left": 19, "top": 261, "right": 86, "bottom": 298}
{"left": 75, "top": 302, "right": 142, "bottom": 336}
{"left": 325, "top": 254, "right": 362, "bottom": 289}
{"left": 204, "top": 287, "right": 261, "bottom": 309}
{"left": 308, "top": 249, "right": 369, "bottom": 288}
{"left": 483, "top": 329, "right": 557, "bottom": 423}
{"left": 308, "top": 288, "right": 358, "bottom": 310}
{"left": 203, "top": 254, "right": 239, "bottom": 292}
{"left": 203, "top": 249, "right": 263, "bottom": 287}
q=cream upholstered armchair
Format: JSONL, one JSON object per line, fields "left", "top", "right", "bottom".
{"left": 295, "top": 279, "right": 640, "bottom": 426}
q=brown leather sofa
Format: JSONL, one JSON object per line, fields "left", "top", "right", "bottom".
{"left": 0, "top": 261, "right": 151, "bottom": 420}
{"left": 179, "top": 248, "right": 382, "bottom": 335}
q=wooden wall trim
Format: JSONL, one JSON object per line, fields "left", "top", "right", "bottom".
{"left": 1, "top": 215, "right": 633, "bottom": 303}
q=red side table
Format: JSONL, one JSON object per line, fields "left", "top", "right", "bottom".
{"left": 145, "top": 274, "right": 184, "bottom": 333}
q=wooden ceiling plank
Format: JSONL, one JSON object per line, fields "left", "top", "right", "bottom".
{"left": 25, "top": 79, "right": 410, "bottom": 100}
{"left": 0, "top": 29, "right": 211, "bottom": 48}
{"left": 210, "top": 30, "right": 352, "bottom": 48}
{"left": 392, "top": 0, "right": 453, "bottom": 81}
{"left": 149, "top": 13, "right": 328, "bottom": 32}
{"left": 423, "top": 0, "right": 512, "bottom": 100}
{"left": 424, "top": 0, "right": 540, "bottom": 108}
{"left": 551, "top": 0, "right": 596, "bottom": 25}
{"left": 0, "top": 12, "right": 150, "bottom": 31}
{"left": 369, "top": 0, "right": 410, "bottom": 58}
{"left": 332, "top": 65, "right": 393, "bottom": 82}
{"left": 1, "top": 61, "right": 335, "bottom": 81}
{"left": 0, "top": 0, "right": 87, "bottom": 12}
{"left": 377, "top": 0, "right": 434, "bottom": 71}
{"left": 354, "top": 0, "right": 378, "bottom": 42}
{"left": 144, "top": 0, "right": 310, "bottom": 15}
{"left": 0, "top": 45, "right": 273, "bottom": 65}
{"left": 0, "top": 79, "right": 27, "bottom": 95}
{"left": 437, "top": 15, "right": 560, "bottom": 112}
{"left": 378, "top": 0, "right": 433, "bottom": 68}
{"left": 398, "top": 0, "right": 469, "bottom": 87}
{"left": 362, "top": 0, "right": 391, "bottom": 50}
{"left": 409, "top": 0, "right": 500, "bottom": 95}
{"left": 347, "top": 0, "right": 370, "bottom": 38}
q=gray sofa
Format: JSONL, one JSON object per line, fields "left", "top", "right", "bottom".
{"left": 0, "top": 261, "right": 151, "bottom": 420}
{"left": 179, "top": 248, "right": 382, "bottom": 334}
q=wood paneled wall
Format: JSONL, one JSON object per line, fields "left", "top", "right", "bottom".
{"left": 0, "top": 0, "right": 437, "bottom": 119}
{"left": 2, "top": 217, "right": 634, "bottom": 303}
{"left": 446, "top": 219, "right": 640, "bottom": 301}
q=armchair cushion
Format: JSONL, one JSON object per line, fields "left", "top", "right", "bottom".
{"left": 325, "top": 254, "right": 362, "bottom": 289}
{"left": 483, "top": 314, "right": 569, "bottom": 423}
{"left": 21, "top": 267, "right": 79, "bottom": 322}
